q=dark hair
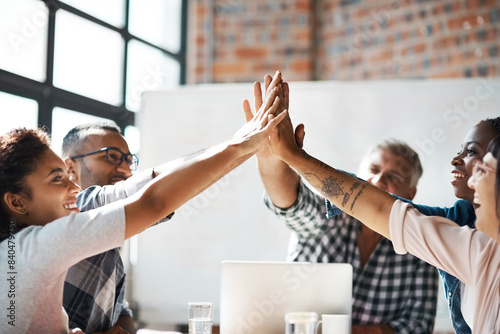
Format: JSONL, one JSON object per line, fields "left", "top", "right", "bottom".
{"left": 0, "top": 128, "right": 51, "bottom": 241}
{"left": 483, "top": 117, "right": 500, "bottom": 135}
{"left": 487, "top": 135, "right": 500, "bottom": 220}
{"left": 61, "top": 122, "right": 121, "bottom": 158}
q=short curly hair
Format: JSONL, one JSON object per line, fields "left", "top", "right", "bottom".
{"left": 0, "top": 128, "right": 51, "bottom": 241}
{"left": 484, "top": 117, "right": 500, "bottom": 135}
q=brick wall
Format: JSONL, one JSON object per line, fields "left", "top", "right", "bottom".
{"left": 187, "top": 0, "right": 500, "bottom": 83}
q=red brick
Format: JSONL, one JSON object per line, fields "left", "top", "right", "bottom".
{"left": 486, "top": 28, "right": 497, "bottom": 41}
{"left": 414, "top": 43, "right": 426, "bottom": 54}
{"left": 213, "top": 62, "right": 247, "bottom": 76}
{"left": 294, "top": 29, "right": 311, "bottom": 41}
{"left": 432, "top": 4, "right": 444, "bottom": 16}
{"left": 291, "top": 59, "right": 312, "bottom": 72}
{"left": 465, "top": 0, "right": 479, "bottom": 9}
{"left": 234, "top": 47, "right": 268, "bottom": 59}
{"left": 195, "top": 66, "right": 205, "bottom": 76}
{"left": 447, "top": 14, "right": 480, "bottom": 30}
{"left": 196, "top": 4, "right": 206, "bottom": 16}
{"left": 295, "top": 0, "right": 311, "bottom": 12}
{"left": 429, "top": 70, "right": 463, "bottom": 79}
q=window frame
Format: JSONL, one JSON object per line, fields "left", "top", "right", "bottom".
{"left": 0, "top": 0, "right": 187, "bottom": 132}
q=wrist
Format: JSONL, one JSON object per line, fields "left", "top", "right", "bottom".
{"left": 280, "top": 147, "right": 306, "bottom": 168}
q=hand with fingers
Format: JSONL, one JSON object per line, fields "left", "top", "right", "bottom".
{"left": 243, "top": 71, "right": 304, "bottom": 159}
{"left": 245, "top": 71, "right": 302, "bottom": 209}
{"left": 233, "top": 80, "right": 287, "bottom": 156}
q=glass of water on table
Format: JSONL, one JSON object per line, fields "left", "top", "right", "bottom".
{"left": 188, "top": 302, "right": 213, "bottom": 334}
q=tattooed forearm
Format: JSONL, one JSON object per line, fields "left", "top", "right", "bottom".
{"left": 350, "top": 183, "right": 367, "bottom": 212}
{"left": 342, "top": 192, "right": 350, "bottom": 207}
{"left": 341, "top": 181, "right": 360, "bottom": 207}
{"left": 302, "top": 151, "right": 312, "bottom": 160}
{"left": 321, "top": 176, "right": 344, "bottom": 198}
{"left": 349, "top": 182, "right": 360, "bottom": 192}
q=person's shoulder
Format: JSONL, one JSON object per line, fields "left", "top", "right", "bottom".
{"left": 77, "top": 185, "right": 102, "bottom": 200}
{"left": 452, "top": 199, "right": 474, "bottom": 210}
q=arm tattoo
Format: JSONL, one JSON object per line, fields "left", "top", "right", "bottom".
{"left": 321, "top": 176, "right": 344, "bottom": 198}
{"left": 350, "top": 183, "right": 367, "bottom": 212}
{"left": 342, "top": 192, "right": 350, "bottom": 207}
{"left": 342, "top": 181, "right": 360, "bottom": 207}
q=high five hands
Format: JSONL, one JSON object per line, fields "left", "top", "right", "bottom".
{"left": 243, "top": 71, "right": 305, "bottom": 162}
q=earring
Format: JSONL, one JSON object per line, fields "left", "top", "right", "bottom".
{"left": 21, "top": 209, "right": 26, "bottom": 214}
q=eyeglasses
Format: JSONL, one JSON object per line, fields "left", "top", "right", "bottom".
{"left": 71, "top": 147, "right": 139, "bottom": 171}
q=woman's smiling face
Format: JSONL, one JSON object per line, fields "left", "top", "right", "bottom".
{"left": 468, "top": 152, "right": 499, "bottom": 242}
{"left": 20, "top": 148, "right": 81, "bottom": 227}
{"left": 451, "top": 122, "right": 498, "bottom": 204}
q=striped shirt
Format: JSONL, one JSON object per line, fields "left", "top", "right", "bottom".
{"left": 63, "top": 169, "right": 172, "bottom": 332}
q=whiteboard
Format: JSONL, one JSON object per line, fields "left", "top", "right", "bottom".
{"left": 134, "top": 78, "right": 500, "bottom": 328}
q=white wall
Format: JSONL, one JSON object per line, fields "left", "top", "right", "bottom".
{"left": 134, "top": 78, "right": 500, "bottom": 329}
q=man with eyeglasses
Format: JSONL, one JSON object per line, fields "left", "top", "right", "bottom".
{"left": 61, "top": 122, "right": 162, "bottom": 334}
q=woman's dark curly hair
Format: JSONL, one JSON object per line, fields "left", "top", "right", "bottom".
{"left": 0, "top": 128, "right": 51, "bottom": 241}
{"left": 485, "top": 117, "right": 500, "bottom": 135}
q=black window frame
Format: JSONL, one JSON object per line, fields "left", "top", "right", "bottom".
{"left": 0, "top": 0, "right": 187, "bottom": 133}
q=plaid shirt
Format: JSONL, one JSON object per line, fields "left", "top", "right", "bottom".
{"left": 63, "top": 169, "right": 172, "bottom": 332}
{"left": 264, "top": 181, "right": 439, "bottom": 334}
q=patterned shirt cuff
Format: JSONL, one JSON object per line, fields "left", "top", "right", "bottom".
{"left": 263, "top": 181, "right": 306, "bottom": 216}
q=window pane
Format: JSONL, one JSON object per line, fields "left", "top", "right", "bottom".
{"left": 51, "top": 107, "right": 111, "bottom": 156}
{"left": 0, "top": 92, "right": 38, "bottom": 133}
{"left": 53, "top": 10, "right": 123, "bottom": 105}
{"left": 0, "top": 0, "right": 47, "bottom": 81}
{"left": 129, "top": 0, "right": 182, "bottom": 53}
{"left": 59, "top": 0, "right": 125, "bottom": 27}
{"left": 126, "top": 40, "right": 180, "bottom": 111}
{"left": 124, "top": 125, "right": 140, "bottom": 157}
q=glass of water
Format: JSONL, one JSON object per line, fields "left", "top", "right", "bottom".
{"left": 284, "top": 312, "right": 318, "bottom": 334}
{"left": 188, "top": 302, "right": 213, "bottom": 334}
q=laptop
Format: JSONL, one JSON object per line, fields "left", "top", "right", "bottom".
{"left": 220, "top": 261, "right": 353, "bottom": 334}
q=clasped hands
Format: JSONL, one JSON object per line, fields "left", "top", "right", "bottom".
{"left": 243, "top": 71, "right": 305, "bottom": 163}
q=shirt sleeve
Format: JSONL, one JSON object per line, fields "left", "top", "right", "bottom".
{"left": 263, "top": 180, "right": 331, "bottom": 239}
{"left": 389, "top": 200, "right": 477, "bottom": 285}
{"left": 78, "top": 168, "right": 174, "bottom": 223}
{"left": 18, "top": 202, "right": 126, "bottom": 281}
{"left": 78, "top": 168, "right": 155, "bottom": 210}
{"left": 393, "top": 197, "right": 475, "bottom": 228}
{"left": 117, "top": 293, "right": 133, "bottom": 318}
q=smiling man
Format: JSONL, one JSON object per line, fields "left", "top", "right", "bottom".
{"left": 63, "top": 123, "right": 136, "bottom": 189}
{"left": 61, "top": 122, "right": 140, "bottom": 334}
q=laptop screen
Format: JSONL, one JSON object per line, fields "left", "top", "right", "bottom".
{"left": 220, "top": 261, "right": 353, "bottom": 334}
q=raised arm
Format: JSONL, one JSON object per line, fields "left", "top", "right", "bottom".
{"left": 244, "top": 74, "right": 302, "bottom": 208}
{"left": 269, "top": 115, "right": 396, "bottom": 239}
{"left": 122, "top": 85, "right": 287, "bottom": 239}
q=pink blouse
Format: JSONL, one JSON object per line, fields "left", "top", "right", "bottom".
{"left": 389, "top": 200, "right": 500, "bottom": 333}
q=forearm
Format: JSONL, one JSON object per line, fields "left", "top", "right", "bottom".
{"left": 257, "top": 155, "right": 300, "bottom": 208}
{"left": 265, "top": 182, "right": 331, "bottom": 239}
{"left": 124, "top": 141, "right": 247, "bottom": 238}
{"left": 283, "top": 150, "right": 396, "bottom": 239}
